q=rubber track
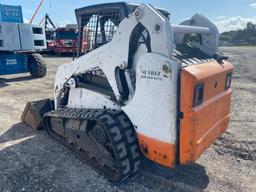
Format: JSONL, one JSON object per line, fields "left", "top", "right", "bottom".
{"left": 43, "top": 108, "right": 141, "bottom": 182}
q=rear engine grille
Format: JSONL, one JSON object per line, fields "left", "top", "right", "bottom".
{"left": 173, "top": 44, "right": 214, "bottom": 67}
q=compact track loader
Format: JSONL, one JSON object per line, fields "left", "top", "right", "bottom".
{"left": 22, "top": 2, "right": 233, "bottom": 182}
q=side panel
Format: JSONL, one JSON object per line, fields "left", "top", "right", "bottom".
{"left": 0, "top": 22, "right": 21, "bottom": 51}
{"left": 137, "top": 133, "right": 176, "bottom": 167}
{"left": 0, "top": 23, "right": 46, "bottom": 51}
{"left": 18, "top": 24, "right": 46, "bottom": 50}
{"left": 68, "top": 88, "right": 119, "bottom": 109}
{"left": 123, "top": 53, "right": 180, "bottom": 167}
{"left": 180, "top": 61, "right": 233, "bottom": 164}
{"left": 0, "top": 54, "right": 28, "bottom": 75}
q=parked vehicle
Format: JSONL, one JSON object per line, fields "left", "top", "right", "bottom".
{"left": 48, "top": 26, "right": 78, "bottom": 54}
{"left": 0, "top": 3, "right": 46, "bottom": 77}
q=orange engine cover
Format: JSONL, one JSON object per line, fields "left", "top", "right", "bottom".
{"left": 179, "top": 61, "right": 233, "bottom": 164}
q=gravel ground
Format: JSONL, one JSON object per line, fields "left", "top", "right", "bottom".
{"left": 0, "top": 47, "right": 255, "bottom": 192}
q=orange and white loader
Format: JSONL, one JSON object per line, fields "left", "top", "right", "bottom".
{"left": 21, "top": 2, "right": 233, "bottom": 182}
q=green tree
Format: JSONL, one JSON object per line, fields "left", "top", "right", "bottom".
{"left": 246, "top": 22, "right": 256, "bottom": 30}
{"left": 220, "top": 22, "right": 256, "bottom": 44}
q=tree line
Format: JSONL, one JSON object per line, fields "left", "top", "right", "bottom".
{"left": 220, "top": 22, "right": 256, "bottom": 44}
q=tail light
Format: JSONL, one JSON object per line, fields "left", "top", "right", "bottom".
{"left": 225, "top": 72, "right": 232, "bottom": 90}
{"left": 193, "top": 83, "right": 204, "bottom": 107}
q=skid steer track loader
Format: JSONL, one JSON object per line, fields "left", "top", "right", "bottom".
{"left": 21, "top": 2, "right": 233, "bottom": 182}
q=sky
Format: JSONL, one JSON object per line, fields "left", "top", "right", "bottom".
{"left": 1, "top": 0, "right": 256, "bottom": 32}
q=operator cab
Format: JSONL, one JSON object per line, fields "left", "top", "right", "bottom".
{"left": 75, "top": 2, "right": 220, "bottom": 67}
{"left": 75, "top": 2, "right": 170, "bottom": 54}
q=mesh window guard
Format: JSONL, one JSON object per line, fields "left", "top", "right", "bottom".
{"left": 80, "top": 9, "right": 121, "bottom": 52}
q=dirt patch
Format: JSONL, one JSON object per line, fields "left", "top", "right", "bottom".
{"left": 213, "top": 136, "right": 256, "bottom": 161}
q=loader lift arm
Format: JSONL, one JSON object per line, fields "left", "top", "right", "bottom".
{"left": 55, "top": 5, "right": 172, "bottom": 108}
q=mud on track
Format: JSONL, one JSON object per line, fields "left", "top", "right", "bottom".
{"left": 0, "top": 48, "right": 256, "bottom": 192}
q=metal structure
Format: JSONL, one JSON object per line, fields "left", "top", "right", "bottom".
{"left": 0, "top": 4, "right": 46, "bottom": 77}
{"left": 39, "top": 14, "right": 56, "bottom": 52}
{"left": 22, "top": 2, "right": 233, "bottom": 182}
{"left": 39, "top": 13, "right": 56, "bottom": 30}
{"left": 30, "top": 0, "right": 45, "bottom": 24}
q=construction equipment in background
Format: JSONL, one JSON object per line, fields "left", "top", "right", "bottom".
{"left": 39, "top": 13, "right": 56, "bottom": 30}
{"left": 22, "top": 2, "right": 233, "bottom": 182}
{"left": 39, "top": 14, "right": 56, "bottom": 52}
{"left": 48, "top": 25, "right": 78, "bottom": 54}
{"left": 30, "top": 0, "right": 78, "bottom": 55}
{"left": 30, "top": 0, "right": 45, "bottom": 24}
{"left": 39, "top": 13, "right": 78, "bottom": 54}
{"left": 0, "top": 3, "right": 46, "bottom": 77}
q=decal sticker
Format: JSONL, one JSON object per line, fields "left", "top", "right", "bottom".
{"left": 141, "top": 70, "right": 163, "bottom": 81}
{"left": 6, "top": 59, "right": 17, "bottom": 65}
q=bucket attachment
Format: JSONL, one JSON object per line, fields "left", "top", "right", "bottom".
{"left": 21, "top": 99, "right": 54, "bottom": 130}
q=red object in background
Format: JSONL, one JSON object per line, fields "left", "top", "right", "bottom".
{"left": 49, "top": 27, "right": 79, "bottom": 54}
{"left": 80, "top": 26, "right": 95, "bottom": 54}
{"left": 47, "top": 41, "right": 56, "bottom": 50}
{"left": 81, "top": 26, "right": 88, "bottom": 54}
